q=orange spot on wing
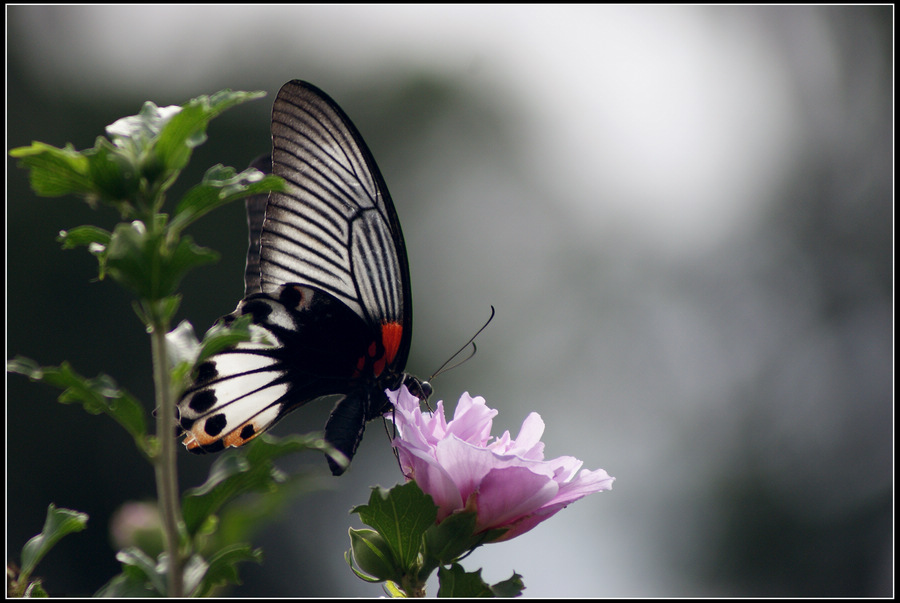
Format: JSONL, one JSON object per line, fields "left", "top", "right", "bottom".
{"left": 185, "top": 425, "right": 218, "bottom": 447}
{"left": 223, "top": 422, "right": 260, "bottom": 448}
{"left": 182, "top": 420, "right": 259, "bottom": 450}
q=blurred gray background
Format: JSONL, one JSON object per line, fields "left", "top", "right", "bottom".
{"left": 6, "top": 5, "right": 892, "bottom": 597}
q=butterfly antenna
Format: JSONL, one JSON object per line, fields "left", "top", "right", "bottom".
{"left": 429, "top": 306, "right": 495, "bottom": 381}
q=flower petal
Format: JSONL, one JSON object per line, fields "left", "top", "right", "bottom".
{"left": 395, "top": 441, "right": 464, "bottom": 518}
{"left": 506, "top": 412, "right": 546, "bottom": 459}
{"left": 552, "top": 467, "right": 616, "bottom": 506}
{"left": 473, "top": 466, "right": 559, "bottom": 533}
{"left": 446, "top": 393, "right": 496, "bottom": 445}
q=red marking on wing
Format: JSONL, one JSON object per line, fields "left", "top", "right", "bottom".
{"left": 373, "top": 356, "right": 386, "bottom": 376}
{"left": 381, "top": 322, "right": 403, "bottom": 366}
{"left": 351, "top": 323, "right": 404, "bottom": 378}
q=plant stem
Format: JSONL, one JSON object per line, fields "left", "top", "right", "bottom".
{"left": 150, "top": 312, "right": 184, "bottom": 597}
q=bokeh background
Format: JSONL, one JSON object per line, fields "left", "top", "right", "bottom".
{"left": 6, "top": 5, "right": 893, "bottom": 597}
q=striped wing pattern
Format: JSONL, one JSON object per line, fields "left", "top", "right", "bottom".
{"left": 259, "top": 81, "right": 409, "bottom": 333}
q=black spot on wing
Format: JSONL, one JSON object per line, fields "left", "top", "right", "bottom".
{"left": 205, "top": 414, "right": 227, "bottom": 437}
{"left": 202, "top": 440, "right": 225, "bottom": 454}
{"left": 188, "top": 390, "right": 217, "bottom": 414}
{"left": 196, "top": 361, "right": 219, "bottom": 383}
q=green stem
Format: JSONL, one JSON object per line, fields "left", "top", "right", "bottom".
{"left": 400, "top": 575, "right": 426, "bottom": 597}
{"left": 150, "top": 308, "right": 184, "bottom": 597}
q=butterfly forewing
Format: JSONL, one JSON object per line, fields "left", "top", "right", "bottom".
{"left": 259, "top": 81, "right": 410, "bottom": 342}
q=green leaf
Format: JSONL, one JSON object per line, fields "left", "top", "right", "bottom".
{"left": 165, "top": 320, "right": 203, "bottom": 388}
{"left": 56, "top": 226, "right": 112, "bottom": 280}
{"left": 100, "top": 549, "right": 248, "bottom": 598}
{"left": 181, "top": 553, "right": 210, "bottom": 597}
{"left": 169, "top": 164, "right": 285, "bottom": 235}
{"left": 94, "top": 565, "right": 162, "bottom": 597}
{"left": 105, "top": 220, "right": 219, "bottom": 300}
{"left": 489, "top": 572, "right": 525, "bottom": 598}
{"left": 56, "top": 225, "right": 113, "bottom": 279}
{"left": 23, "top": 580, "right": 49, "bottom": 597}
{"left": 106, "top": 101, "right": 180, "bottom": 144}
{"left": 114, "top": 547, "right": 167, "bottom": 595}
{"left": 57, "top": 225, "right": 112, "bottom": 249}
{"left": 435, "top": 564, "right": 524, "bottom": 598}
{"left": 182, "top": 454, "right": 252, "bottom": 537}
{"left": 152, "top": 90, "right": 266, "bottom": 192}
{"left": 383, "top": 580, "right": 407, "bottom": 597}
{"left": 181, "top": 433, "right": 331, "bottom": 537}
{"left": 86, "top": 136, "right": 141, "bottom": 208}
{"left": 9, "top": 137, "right": 140, "bottom": 213}
{"left": 195, "top": 313, "right": 259, "bottom": 363}
{"left": 104, "top": 221, "right": 155, "bottom": 297}
{"left": 436, "top": 563, "right": 494, "bottom": 598}
{"left": 20, "top": 504, "right": 89, "bottom": 580}
{"left": 7, "top": 357, "right": 150, "bottom": 456}
{"left": 103, "top": 549, "right": 211, "bottom": 597}
{"left": 192, "top": 544, "right": 263, "bottom": 597}
{"left": 8, "top": 141, "right": 96, "bottom": 198}
{"left": 160, "top": 234, "right": 220, "bottom": 295}
{"left": 348, "top": 528, "right": 402, "bottom": 583}
{"left": 352, "top": 481, "right": 438, "bottom": 574}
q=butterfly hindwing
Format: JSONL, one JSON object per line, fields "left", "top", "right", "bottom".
{"left": 323, "top": 388, "right": 391, "bottom": 476}
{"left": 178, "top": 284, "right": 376, "bottom": 453}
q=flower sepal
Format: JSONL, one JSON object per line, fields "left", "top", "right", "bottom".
{"left": 421, "top": 510, "right": 479, "bottom": 572}
{"left": 420, "top": 508, "right": 506, "bottom": 576}
{"left": 346, "top": 529, "right": 401, "bottom": 583}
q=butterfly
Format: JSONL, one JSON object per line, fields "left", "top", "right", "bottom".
{"left": 176, "top": 80, "right": 429, "bottom": 475}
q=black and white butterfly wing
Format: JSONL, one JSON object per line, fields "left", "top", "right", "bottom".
{"left": 261, "top": 80, "right": 412, "bottom": 355}
{"left": 177, "top": 80, "right": 420, "bottom": 475}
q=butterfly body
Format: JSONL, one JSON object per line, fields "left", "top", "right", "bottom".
{"left": 177, "top": 80, "right": 426, "bottom": 474}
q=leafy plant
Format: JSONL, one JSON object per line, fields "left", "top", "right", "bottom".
{"left": 7, "top": 89, "right": 333, "bottom": 597}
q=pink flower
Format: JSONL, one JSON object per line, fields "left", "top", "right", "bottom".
{"left": 387, "top": 386, "right": 614, "bottom": 542}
